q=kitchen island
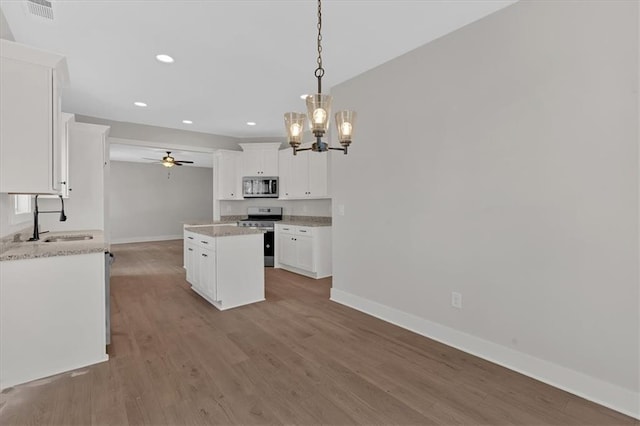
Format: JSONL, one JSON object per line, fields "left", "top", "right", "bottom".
{"left": 184, "top": 225, "right": 265, "bottom": 310}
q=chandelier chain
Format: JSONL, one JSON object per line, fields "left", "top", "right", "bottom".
{"left": 314, "top": 0, "right": 324, "bottom": 84}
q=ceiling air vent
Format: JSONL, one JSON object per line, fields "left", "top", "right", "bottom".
{"left": 26, "top": 0, "right": 54, "bottom": 20}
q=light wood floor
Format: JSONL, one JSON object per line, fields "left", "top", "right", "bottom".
{"left": 1, "top": 240, "right": 637, "bottom": 425}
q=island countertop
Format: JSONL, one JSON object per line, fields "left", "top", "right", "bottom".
{"left": 183, "top": 216, "right": 244, "bottom": 226}
{"left": 184, "top": 225, "right": 265, "bottom": 238}
{"left": 0, "top": 230, "right": 108, "bottom": 262}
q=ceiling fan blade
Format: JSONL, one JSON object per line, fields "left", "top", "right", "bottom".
{"left": 174, "top": 162, "right": 183, "bottom": 166}
{"left": 175, "top": 160, "right": 194, "bottom": 164}
{"left": 142, "top": 157, "right": 161, "bottom": 161}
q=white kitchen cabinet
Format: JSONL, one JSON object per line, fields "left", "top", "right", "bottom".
{"left": 36, "top": 122, "right": 111, "bottom": 241}
{"left": 57, "top": 113, "right": 74, "bottom": 198}
{"left": 278, "top": 227, "right": 297, "bottom": 266}
{"left": 184, "top": 228, "right": 264, "bottom": 309}
{"left": 278, "top": 147, "right": 329, "bottom": 199}
{"left": 0, "top": 252, "right": 108, "bottom": 389}
{"left": 275, "top": 224, "right": 332, "bottom": 279}
{"left": 0, "top": 39, "right": 69, "bottom": 194}
{"left": 295, "top": 232, "right": 314, "bottom": 272}
{"left": 184, "top": 236, "right": 198, "bottom": 284}
{"left": 197, "top": 245, "right": 217, "bottom": 301}
{"left": 185, "top": 231, "right": 217, "bottom": 300}
{"left": 215, "top": 150, "right": 242, "bottom": 200}
{"left": 239, "top": 143, "right": 280, "bottom": 176}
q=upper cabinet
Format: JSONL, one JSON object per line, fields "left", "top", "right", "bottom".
{"left": 239, "top": 143, "right": 281, "bottom": 176}
{"left": 278, "top": 147, "right": 329, "bottom": 199}
{"left": 215, "top": 150, "right": 242, "bottom": 200}
{"left": 56, "top": 113, "right": 75, "bottom": 198}
{"left": 0, "top": 40, "right": 69, "bottom": 194}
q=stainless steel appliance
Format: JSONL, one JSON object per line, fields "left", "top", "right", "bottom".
{"left": 242, "top": 176, "right": 279, "bottom": 198}
{"left": 237, "top": 207, "right": 282, "bottom": 266}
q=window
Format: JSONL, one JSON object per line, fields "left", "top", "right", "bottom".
{"left": 14, "top": 194, "right": 31, "bottom": 214}
{"left": 11, "top": 194, "right": 32, "bottom": 224}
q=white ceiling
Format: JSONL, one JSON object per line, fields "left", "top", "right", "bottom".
{"left": 1, "top": 0, "right": 516, "bottom": 142}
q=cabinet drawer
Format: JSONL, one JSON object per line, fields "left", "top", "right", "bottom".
{"left": 296, "top": 227, "right": 313, "bottom": 236}
{"left": 197, "top": 235, "right": 215, "bottom": 249}
{"left": 184, "top": 231, "right": 216, "bottom": 249}
{"left": 278, "top": 225, "right": 295, "bottom": 234}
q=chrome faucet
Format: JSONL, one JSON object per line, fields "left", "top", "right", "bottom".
{"left": 29, "top": 194, "right": 67, "bottom": 241}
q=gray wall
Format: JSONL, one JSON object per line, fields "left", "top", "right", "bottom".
{"left": 330, "top": 0, "right": 638, "bottom": 416}
{"left": 109, "top": 161, "right": 213, "bottom": 243}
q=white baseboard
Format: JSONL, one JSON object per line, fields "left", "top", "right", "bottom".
{"left": 330, "top": 288, "right": 640, "bottom": 420}
{"left": 111, "top": 234, "right": 182, "bottom": 244}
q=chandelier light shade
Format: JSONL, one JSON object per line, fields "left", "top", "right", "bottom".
{"left": 284, "top": 0, "right": 356, "bottom": 155}
{"left": 284, "top": 112, "right": 307, "bottom": 148}
{"left": 306, "top": 94, "right": 332, "bottom": 137}
{"left": 335, "top": 110, "right": 356, "bottom": 146}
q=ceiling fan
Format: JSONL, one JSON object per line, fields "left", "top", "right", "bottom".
{"left": 144, "top": 151, "right": 194, "bottom": 168}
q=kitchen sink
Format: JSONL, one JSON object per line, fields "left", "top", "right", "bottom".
{"left": 43, "top": 235, "right": 94, "bottom": 243}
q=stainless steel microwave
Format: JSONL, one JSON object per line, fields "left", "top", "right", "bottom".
{"left": 242, "top": 176, "right": 279, "bottom": 198}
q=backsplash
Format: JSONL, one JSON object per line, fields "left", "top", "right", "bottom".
{"left": 219, "top": 198, "right": 331, "bottom": 217}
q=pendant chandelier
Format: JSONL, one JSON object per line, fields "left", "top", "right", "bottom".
{"left": 284, "top": 0, "right": 356, "bottom": 156}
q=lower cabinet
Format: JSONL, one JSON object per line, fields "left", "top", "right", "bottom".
{"left": 274, "top": 224, "right": 331, "bottom": 279}
{"left": 0, "top": 252, "right": 108, "bottom": 389}
{"left": 185, "top": 231, "right": 219, "bottom": 302}
{"left": 184, "top": 229, "right": 264, "bottom": 310}
{"left": 197, "top": 246, "right": 217, "bottom": 301}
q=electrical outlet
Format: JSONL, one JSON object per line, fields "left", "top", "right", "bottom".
{"left": 338, "top": 204, "right": 345, "bottom": 216}
{"left": 451, "top": 292, "right": 462, "bottom": 309}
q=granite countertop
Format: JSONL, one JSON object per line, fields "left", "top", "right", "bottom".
{"left": 185, "top": 225, "right": 265, "bottom": 238}
{"left": 0, "top": 230, "right": 108, "bottom": 262}
{"left": 278, "top": 216, "right": 332, "bottom": 227}
{"left": 184, "top": 216, "right": 331, "bottom": 228}
{"left": 183, "top": 216, "right": 245, "bottom": 226}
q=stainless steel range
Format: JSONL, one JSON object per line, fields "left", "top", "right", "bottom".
{"left": 237, "top": 207, "right": 282, "bottom": 267}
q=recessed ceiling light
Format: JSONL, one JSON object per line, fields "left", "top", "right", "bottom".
{"left": 300, "top": 94, "right": 308, "bottom": 99}
{"left": 134, "top": 101, "right": 147, "bottom": 107}
{"left": 156, "top": 54, "right": 174, "bottom": 63}
{"left": 182, "top": 120, "right": 193, "bottom": 124}
{"left": 246, "top": 122, "right": 257, "bottom": 126}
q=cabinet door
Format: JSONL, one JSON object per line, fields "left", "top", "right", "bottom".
{"left": 218, "top": 151, "right": 241, "bottom": 199}
{"left": 242, "top": 149, "right": 262, "bottom": 176}
{"left": 185, "top": 242, "right": 198, "bottom": 285}
{"left": 261, "top": 148, "right": 279, "bottom": 176}
{"left": 198, "top": 248, "right": 217, "bottom": 300}
{"left": 56, "top": 113, "right": 74, "bottom": 198}
{"left": 307, "top": 151, "right": 328, "bottom": 198}
{"left": 296, "top": 235, "right": 315, "bottom": 272}
{"left": 0, "top": 58, "right": 55, "bottom": 193}
{"left": 278, "top": 149, "right": 292, "bottom": 198}
{"left": 278, "top": 232, "right": 297, "bottom": 266}
{"left": 290, "top": 150, "right": 310, "bottom": 197}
